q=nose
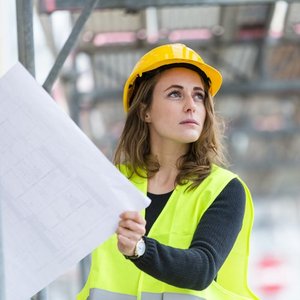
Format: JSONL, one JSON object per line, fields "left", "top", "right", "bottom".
{"left": 184, "top": 95, "right": 196, "bottom": 113}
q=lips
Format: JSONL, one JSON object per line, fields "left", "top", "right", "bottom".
{"left": 179, "top": 119, "right": 199, "bottom": 125}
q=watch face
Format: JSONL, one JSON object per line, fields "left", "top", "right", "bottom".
{"left": 135, "top": 239, "right": 146, "bottom": 256}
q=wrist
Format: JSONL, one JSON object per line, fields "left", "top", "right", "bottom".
{"left": 125, "top": 237, "right": 146, "bottom": 260}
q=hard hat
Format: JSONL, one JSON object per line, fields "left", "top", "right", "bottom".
{"left": 123, "top": 43, "right": 222, "bottom": 112}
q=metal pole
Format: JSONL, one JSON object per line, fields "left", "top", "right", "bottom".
{"left": 16, "top": 1, "right": 47, "bottom": 299}
{"left": 0, "top": 1, "right": 36, "bottom": 298}
{"left": 32, "top": 289, "right": 48, "bottom": 300}
{"left": 16, "top": 0, "right": 35, "bottom": 76}
{"left": 43, "top": 0, "right": 100, "bottom": 93}
{"left": 79, "top": 255, "right": 91, "bottom": 290}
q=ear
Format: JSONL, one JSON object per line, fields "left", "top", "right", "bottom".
{"left": 139, "top": 103, "right": 151, "bottom": 123}
{"left": 144, "top": 113, "right": 151, "bottom": 123}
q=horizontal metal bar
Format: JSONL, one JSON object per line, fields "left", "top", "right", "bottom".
{"left": 221, "top": 79, "right": 300, "bottom": 94}
{"left": 232, "top": 127, "right": 300, "bottom": 137}
{"left": 80, "top": 79, "right": 300, "bottom": 103}
{"left": 38, "top": 0, "right": 297, "bottom": 13}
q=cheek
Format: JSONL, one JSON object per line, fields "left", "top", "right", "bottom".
{"left": 149, "top": 101, "right": 170, "bottom": 120}
{"left": 198, "top": 105, "right": 207, "bottom": 125}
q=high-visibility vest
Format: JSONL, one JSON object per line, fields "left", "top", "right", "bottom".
{"left": 77, "top": 165, "right": 259, "bottom": 300}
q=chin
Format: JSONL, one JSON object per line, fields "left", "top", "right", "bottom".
{"left": 180, "top": 135, "right": 200, "bottom": 144}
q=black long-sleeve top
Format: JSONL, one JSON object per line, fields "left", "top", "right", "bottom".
{"left": 131, "top": 178, "right": 246, "bottom": 291}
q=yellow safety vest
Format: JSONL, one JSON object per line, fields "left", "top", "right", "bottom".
{"left": 77, "top": 165, "right": 259, "bottom": 300}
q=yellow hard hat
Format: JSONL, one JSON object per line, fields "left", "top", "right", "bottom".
{"left": 123, "top": 43, "right": 222, "bottom": 112}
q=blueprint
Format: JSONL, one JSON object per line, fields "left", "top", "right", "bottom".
{"left": 0, "top": 63, "right": 150, "bottom": 300}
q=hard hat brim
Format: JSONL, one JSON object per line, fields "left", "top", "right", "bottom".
{"left": 123, "top": 57, "right": 222, "bottom": 112}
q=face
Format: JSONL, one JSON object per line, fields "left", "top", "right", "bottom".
{"left": 144, "top": 67, "right": 207, "bottom": 148}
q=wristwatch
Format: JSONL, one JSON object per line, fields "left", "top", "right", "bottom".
{"left": 126, "top": 238, "right": 146, "bottom": 260}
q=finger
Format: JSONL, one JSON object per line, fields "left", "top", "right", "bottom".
{"left": 120, "top": 211, "right": 146, "bottom": 225}
{"left": 116, "top": 226, "right": 142, "bottom": 241}
{"left": 118, "top": 219, "right": 146, "bottom": 235}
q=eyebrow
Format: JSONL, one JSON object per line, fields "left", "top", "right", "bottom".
{"left": 164, "top": 85, "right": 205, "bottom": 92}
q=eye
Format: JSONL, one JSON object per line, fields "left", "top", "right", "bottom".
{"left": 193, "top": 92, "right": 205, "bottom": 102}
{"left": 167, "top": 90, "right": 182, "bottom": 99}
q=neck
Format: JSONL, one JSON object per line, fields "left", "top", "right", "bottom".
{"left": 150, "top": 140, "right": 188, "bottom": 167}
{"left": 147, "top": 141, "right": 188, "bottom": 194}
{"left": 148, "top": 167, "right": 177, "bottom": 194}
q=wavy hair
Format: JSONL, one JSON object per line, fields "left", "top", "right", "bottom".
{"left": 114, "top": 63, "right": 227, "bottom": 189}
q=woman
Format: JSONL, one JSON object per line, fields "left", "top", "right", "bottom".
{"left": 78, "top": 43, "right": 259, "bottom": 299}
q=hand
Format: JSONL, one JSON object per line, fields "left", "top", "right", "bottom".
{"left": 116, "top": 211, "right": 146, "bottom": 256}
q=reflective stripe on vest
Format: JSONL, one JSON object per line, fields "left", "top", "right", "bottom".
{"left": 88, "top": 288, "right": 134, "bottom": 299}
{"left": 88, "top": 289, "right": 205, "bottom": 300}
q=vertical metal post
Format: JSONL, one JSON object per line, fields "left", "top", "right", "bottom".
{"left": 31, "top": 289, "right": 48, "bottom": 300}
{"left": 145, "top": 7, "right": 159, "bottom": 43}
{"left": 16, "top": 0, "right": 35, "bottom": 76}
{"left": 16, "top": 2, "right": 47, "bottom": 299}
{"left": 79, "top": 255, "right": 91, "bottom": 290}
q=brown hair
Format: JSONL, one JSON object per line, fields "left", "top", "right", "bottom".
{"left": 114, "top": 64, "right": 227, "bottom": 189}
